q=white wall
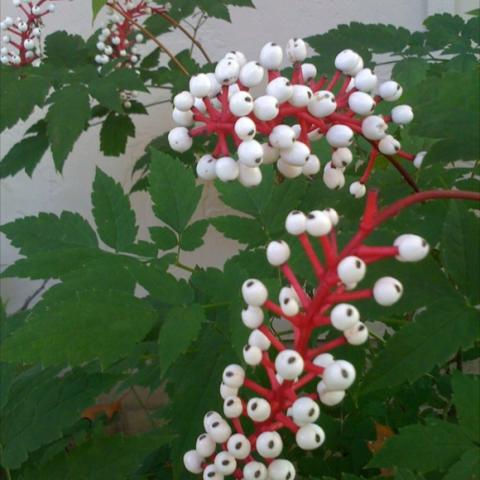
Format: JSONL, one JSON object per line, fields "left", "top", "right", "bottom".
{"left": 0, "top": 0, "right": 476, "bottom": 312}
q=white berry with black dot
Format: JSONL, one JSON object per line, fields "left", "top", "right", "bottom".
{"left": 391, "top": 105, "right": 414, "bottom": 125}
{"left": 308, "top": 90, "right": 337, "bottom": 118}
{"left": 220, "top": 382, "right": 238, "bottom": 400}
{"left": 275, "top": 349, "right": 304, "bottom": 380}
{"left": 168, "top": 127, "right": 192, "bottom": 153}
{"left": 227, "top": 433, "right": 251, "bottom": 460}
{"left": 238, "top": 139, "right": 264, "bottom": 167}
{"left": 229, "top": 91, "right": 254, "bottom": 117}
{"left": 323, "top": 360, "right": 356, "bottom": 390}
{"left": 303, "top": 154, "right": 321, "bottom": 176}
{"left": 215, "top": 57, "right": 240, "bottom": 85}
{"left": 354, "top": 68, "right": 377, "bottom": 92}
{"left": 331, "top": 147, "right": 353, "bottom": 168}
{"left": 281, "top": 141, "right": 310, "bottom": 167}
{"left": 242, "top": 279, "right": 268, "bottom": 306}
{"left": 247, "top": 397, "right": 271, "bottom": 422}
{"left": 243, "top": 461, "right": 268, "bottom": 480}
{"left": 243, "top": 344, "right": 263, "bottom": 366}
{"left": 348, "top": 91, "right": 376, "bottom": 116}
{"left": 337, "top": 256, "right": 366, "bottom": 284}
{"left": 295, "top": 423, "right": 325, "bottom": 450}
{"left": 203, "top": 464, "right": 224, "bottom": 480}
{"left": 289, "top": 85, "right": 313, "bottom": 107}
{"left": 196, "top": 433, "right": 216, "bottom": 458}
{"left": 285, "top": 210, "right": 307, "bottom": 235}
{"left": 239, "top": 60, "right": 265, "bottom": 87}
{"left": 286, "top": 37, "right": 307, "bottom": 63}
{"left": 344, "top": 322, "right": 369, "bottom": 345}
{"left": 184, "top": 450, "right": 204, "bottom": 474}
{"left": 335, "top": 49, "right": 359, "bottom": 73}
{"left": 267, "top": 240, "right": 291, "bottom": 266}
{"left": 241, "top": 305, "right": 264, "bottom": 329}
{"left": 235, "top": 117, "right": 256, "bottom": 140}
{"left": 323, "top": 162, "right": 346, "bottom": 190}
{"left": 362, "top": 115, "right": 388, "bottom": 141}
{"left": 326, "top": 125, "right": 354, "bottom": 148}
{"left": 306, "top": 210, "right": 332, "bottom": 236}
{"left": 394, "top": 234, "right": 430, "bottom": 262}
{"left": 317, "top": 381, "right": 346, "bottom": 406}
{"left": 190, "top": 73, "right": 211, "bottom": 98}
{"left": 378, "top": 135, "right": 401, "bottom": 156}
{"left": 373, "top": 277, "right": 403, "bottom": 306}
{"left": 214, "top": 451, "right": 236, "bottom": 475}
{"left": 259, "top": 42, "right": 283, "bottom": 70}
{"left": 254, "top": 95, "right": 280, "bottom": 121}
{"left": 291, "top": 397, "right": 320, "bottom": 426}
{"left": 268, "top": 459, "right": 296, "bottom": 480}
{"left": 256, "top": 431, "right": 283, "bottom": 458}
{"left": 277, "top": 159, "right": 303, "bottom": 179}
{"left": 349, "top": 181, "right": 366, "bottom": 199}
{"left": 266, "top": 76, "right": 293, "bottom": 103}
{"left": 196, "top": 155, "right": 217, "bottom": 181}
{"left": 330, "top": 303, "right": 360, "bottom": 331}
{"left": 223, "top": 364, "right": 245, "bottom": 388}
{"left": 379, "top": 80, "right": 403, "bottom": 101}
{"left": 207, "top": 418, "right": 232, "bottom": 443}
{"left": 262, "top": 143, "right": 280, "bottom": 164}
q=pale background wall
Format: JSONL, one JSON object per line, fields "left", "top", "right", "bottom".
{"left": 0, "top": 0, "right": 477, "bottom": 313}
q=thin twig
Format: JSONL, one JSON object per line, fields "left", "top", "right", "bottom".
{"left": 160, "top": 11, "right": 211, "bottom": 63}
{"left": 110, "top": 2, "right": 189, "bottom": 75}
{"left": 19, "top": 279, "right": 48, "bottom": 311}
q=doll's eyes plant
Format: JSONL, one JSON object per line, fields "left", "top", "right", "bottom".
{"left": 168, "top": 38, "right": 424, "bottom": 194}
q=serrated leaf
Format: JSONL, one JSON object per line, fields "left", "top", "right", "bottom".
{"left": 1, "top": 248, "right": 108, "bottom": 280}
{"left": 91, "top": 168, "right": 138, "bottom": 250}
{"left": 368, "top": 420, "right": 472, "bottom": 473}
{"left": 0, "top": 290, "right": 157, "bottom": 367}
{"left": 19, "top": 432, "right": 172, "bottom": 479}
{"left": 392, "top": 58, "right": 429, "bottom": 88}
{"left": 442, "top": 202, "right": 480, "bottom": 304}
{"left": 0, "top": 125, "right": 49, "bottom": 178}
{"left": 1, "top": 367, "right": 118, "bottom": 469}
{"left": 149, "top": 226, "right": 178, "bottom": 250}
{"left": 0, "top": 70, "right": 50, "bottom": 132}
{"left": 128, "top": 263, "right": 194, "bottom": 305}
{"left": 149, "top": 150, "right": 202, "bottom": 233}
{"left": 158, "top": 304, "right": 205, "bottom": 374}
{"left": 0, "top": 212, "right": 97, "bottom": 256}
{"left": 92, "top": 0, "right": 108, "bottom": 21}
{"left": 212, "top": 216, "right": 267, "bottom": 246}
{"left": 180, "top": 220, "right": 208, "bottom": 251}
{"left": 46, "top": 85, "right": 91, "bottom": 171}
{"left": 443, "top": 448, "right": 480, "bottom": 480}
{"left": 452, "top": 372, "right": 480, "bottom": 442}
{"left": 361, "top": 297, "right": 480, "bottom": 394}
{"left": 167, "top": 331, "right": 235, "bottom": 479}
{"left": 44, "top": 31, "right": 89, "bottom": 67}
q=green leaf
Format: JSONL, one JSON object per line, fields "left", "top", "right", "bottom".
{"left": 442, "top": 202, "right": 480, "bottom": 304}
{"left": 452, "top": 372, "right": 480, "bottom": 442}
{"left": 0, "top": 212, "right": 97, "bottom": 256}
{"left": 0, "top": 70, "right": 50, "bottom": 132}
{"left": 0, "top": 290, "right": 157, "bottom": 367}
{"left": 149, "top": 226, "right": 178, "bottom": 250}
{"left": 1, "top": 248, "right": 107, "bottom": 280}
{"left": 180, "top": 220, "right": 209, "bottom": 251}
{"left": 19, "top": 432, "right": 172, "bottom": 479}
{"left": 167, "top": 331, "right": 236, "bottom": 479}
{"left": 368, "top": 420, "right": 473, "bottom": 473}
{"left": 158, "top": 304, "right": 205, "bottom": 374}
{"left": 46, "top": 85, "right": 91, "bottom": 171}
{"left": 149, "top": 150, "right": 202, "bottom": 233}
{"left": 92, "top": 0, "right": 108, "bottom": 21}
{"left": 361, "top": 297, "right": 480, "bottom": 394}
{"left": 392, "top": 58, "right": 429, "bottom": 88}
{"left": 212, "top": 216, "right": 267, "bottom": 246}
{"left": 1, "top": 367, "right": 118, "bottom": 469}
{"left": 129, "top": 263, "right": 194, "bottom": 306}
{"left": 443, "top": 448, "right": 480, "bottom": 480}
{"left": 44, "top": 31, "right": 89, "bottom": 68}
{"left": 92, "top": 168, "right": 138, "bottom": 250}
{"left": 0, "top": 123, "right": 49, "bottom": 178}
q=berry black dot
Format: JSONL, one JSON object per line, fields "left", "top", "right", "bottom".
{"left": 207, "top": 158, "right": 213, "bottom": 163}
{"left": 422, "top": 240, "right": 427, "bottom": 247}
{"left": 347, "top": 308, "right": 353, "bottom": 316}
{"left": 245, "top": 96, "right": 252, "bottom": 102}
{"left": 227, "top": 399, "right": 234, "bottom": 406}
{"left": 315, "top": 434, "right": 321, "bottom": 443}
{"left": 226, "top": 371, "right": 233, "bottom": 377}
{"left": 254, "top": 471, "right": 261, "bottom": 479}
{"left": 307, "top": 91, "right": 312, "bottom": 98}
{"left": 251, "top": 402, "right": 258, "bottom": 410}
{"left": 286, "top": 81, "right": 291, "bottom": 86}
{"left": 307, "top": 213, "right": 315, "bottom": 219}
{"left": 288, "top": 356, "right": 297, "bottom": 364}
{"left": 247, "top": 281, "right": 254, "bottom": 287}
{"left": 394, "top": 284, "right": 402, "bottom": 293}
{"left": 341, "top": 368, "right": 349, "bottom": 378}
{"left": 308, "top": 407, "right": 316, "bottom": 416}
{"left": 286, "top": 473, "right": 292, "bottom": 480}
{"left": 255, "top": 157, "right": 262, "bottom": 164}
{"left": 235, "top": 442, "right": 242, "bottom": 449}
{"left": 331, "top": 98, "right": 336, "bottom": 103}
{"left": 355, "top": 260, "right": 362, "bottom": 269}
{"left": 255, "top": 62, "right": 261, "bottom": 67}
{"left": 248, "top": 129, "right": 255, "bottom": 136}
{"left": 212, "top": 421, "right": 220, "bottom": 428}
{"left": 206, "top": 412, "right": 214, "bottom": 417}
{"left": 200, "top": 434, "right": 207, "bottom": 440}
{"left": 208, "top": 472, "right": 215, "bottom": 478}
{"left": 245, "top": 345, "right": 251, "bottom": 351}
{"left": 271, "top": 42, "right": 277, "bottom": 46}
{"left": 268, "top": 440, "right": 275, "bottom": 449}
{"left": 292, "top": 210, "right": 301, "bottom": 215}
{"left": 222, "top": 460, "right": 230, "bottom": 466}
{"left": 284, "top": 298, "right": 290, "bottom": 305}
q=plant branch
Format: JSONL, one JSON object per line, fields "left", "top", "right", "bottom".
{"left": 110, "top": 2, "right": 189, "bottom": 75}
{"left": 130, "top": 386, "right": 157, "bottom": 430}
{"left": 159, "top": 12, "right": 211, "bottom": 63}
{"left": 18, "top": 279, "right": 49, "bottom": 312}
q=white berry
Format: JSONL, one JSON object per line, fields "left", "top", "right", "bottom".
{"left": 196, "top": 433, "right": 216, "bottom": 457}
{"left": 354, "top": 68, "right": 377, "bottom": 92}
{"left": 313, "top": 353, "right": 335, "bottom": 368}
{"left": 268, "top": 459, "right": 296, "bottom": 480}
{"left": 331, "top": 147, "right": 353, "bottom": 168}
{"left": 275, "top": 349, "right": 304, "bottom": 380}
{"left": 286, "top": 37, "right": 307, "bottom": 63}
{"left": 330, "top": 303, "right": 360, "bottom": 331}
{"left": 289, "top": 85, "right": 313, "bottom": 107}
{"left": 306, "top": 210, "right": 332, "bottom": 236}
{"left": 373, "top": 277, "right": 403, "bottom": 306}
{"left": 277, "top": 159, "right": 303, "bottom": 179}
{"left": 337, "top": 256, "right": 366, "bottom": 284}
{"left": 256, "top": 431, "right": 283, "bottom": 458}
{"left": 249, "top": 329, "right": 271, "bottom": 351}
{"left": 291, "top": 397, "right": 320, "bottom": 426}
{"left": 229, "top": 91, "right": 254, "bottom": 117}
{"left": 362, "top": 115, "right": 388, "bottom": 140}
{"left": 296, "top": 424, "right": 325, "bottom": 450}
{"left": 239, "top": 60, "right": 265, "bottom": 87}
{"left": 348, "top": 91, "right": 375, "bottom": 116}
{"left": 207, "top": 418, "right": 232, "bottom": 443}
{"left": 281, "top": 141, "right": 310, "bottom": 166}
{"left": 308, "top": 91, "right": 337, "bottom": 118}
{"left": 227, "top": 433, "right": 251, "bottom": 460}
{"left": 242, "top": 279, "right": 268, "bottom": 306}
{"left": 317, "top": 381, "right": 346, "bottom": 406}
{"left": 344, "top": 322, "right": 369, "bottom": 345}
{"left": 323, "top": 163, "right": 345, "bottom": 190}
{"left": 394, "top": 234, "right": 430, "bottom": 262}
{"left": 269, "top": 125, "right": 296, "bottom": 149}
{"left": 189, "top": 73, "right": 211, "bottom": 98}
{"left": 303, "top": 154, "right": 321, "bottom": 176}
{"left": 301, "top": 62, "right": 317, "bottom": 81}
{"left": 414, "top": 151, "right": 427, "bottom": 168}
{"left": 349, "top": 181, "right": 366, "bottom": 199}
{"left": 254, "top": 95, "right": 279, "bottom": 121}
{"left": 168, "top": 127, "right": 192, "bottom": 153}
{"left": 243, "top": 344, "right": 263, "bottom": 366}
{"left": 197, "top": 155, "right": 217, "bottom": 181}
{"left": 235, "top": 117, "right": 256, "bottom": 140}
{"left": 223, "top": 364, "right": 245, "bottom": 388}
{"left": 214, "top": 451, "right": 236, "bottom": 475}
{"left": 391, "top": 105, "right": 414, "bottom": 125}
{"left": 379, "top": 80, "right": 402, "bottom": 101}
{"left": 243, "top": 461, "right": 268, "bottom": 480}
{"left": 323, "top": 360, "right": 356, "bottom": 390}
{"left": 267, "top": 77, "right": 293, "bottom": 103}
{"left": 378, "top": 135, "right": 401, "bottom": 155}
{"left": 238, "top": 139, "right": 264, "bottom": 167}
{"left": 267, "top": 240, "right": 291, "bottom": 266}
{"left": 247, "top": 397, "right": 271, "bottom": 422}
{"left": 203, "top": 465, "right": 223, "bottom": 480}
{"left": 326, "top": 125, "right": 354, "bottom": 148}
{"left": 259, "top": 42, "right": 283, "bottom": 70}
{"left": 184, "top": 450, "right": 204, "bottom": 474}
{"left": 215, "top": 57, "right": 240, "bottom": 85}
{"left": 335, "top": 49, "right": 359, "bottom": 73}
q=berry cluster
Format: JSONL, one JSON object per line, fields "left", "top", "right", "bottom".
{"left": 94, "top": 0, "right": 166, "bottom": 67}
{"left": 183, "top": 190, "right": 430, "bottom": 479}
{"left": 168, "top": 38, "right": 426, "bottom": 194}
{"left": 0, "top": 0, "right": 60, "bottom": 67}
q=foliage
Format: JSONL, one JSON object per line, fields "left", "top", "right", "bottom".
{"left": 0, "top": 4, "right": 479, "bottom": 480}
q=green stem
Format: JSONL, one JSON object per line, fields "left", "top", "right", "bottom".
{"left": 0, "top": 444, "right": 12, "bottom": 480}
{"left": 175, "top": 261, "right": 195, "bottom": 273}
